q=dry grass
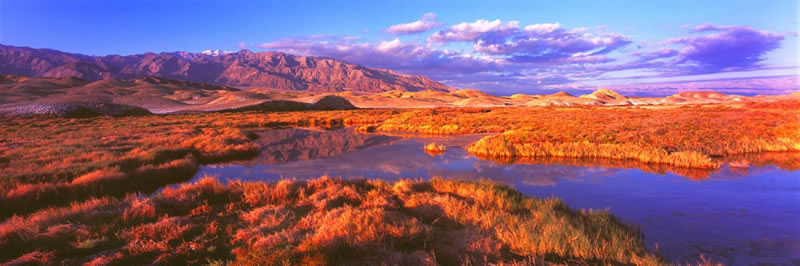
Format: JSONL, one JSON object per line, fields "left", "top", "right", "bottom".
{"left": 374, "top": 104, "right": 800, "bottom": 169}
{"left": 0, "top": 177, "right": 664, "bottom": 265}
{"left": 468, "top": 131, "right": 721, "bottom": 168}
{"left": 0, "top": 110, "right": 394, "bottom": 217}
{"left": 0, "top": 103, "right": 796, "bottom": 264}
{"left": 1, "top": 104, "right": 798, "bottom": 216}
{"left": 354, "top": 124, "right": 378, "bottom": 133}
{"left": 424, "top": 142, "right": 447, "bottom": 156}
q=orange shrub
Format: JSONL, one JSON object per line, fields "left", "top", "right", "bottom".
{"left": 467, "top": 131, "right": 720, "bottom": 168}
{"left": 0, "top": 177, "right": 663, "bottom": 265}
{"left": 372, "top": 106, "right": 799, "bottom": 169}
{"left": 0, "top": 104, "right": 797, "bottom": 226}
{"left": 423, "top": 142, "right": 447, "bottom": 155}
{"left": 71, "top": 167, "right": 125, "bottom": 185}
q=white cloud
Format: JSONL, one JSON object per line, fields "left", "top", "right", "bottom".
{"left": 523, "top": 23, "right": 562, "bottom": 35}
{"left": 429, "top": 19, "right": 519, "bottom": 42}
{"left": 385, "top": 13, "right": 442, "bottom": 35}
{"left": 258, "top": 19, "right": 791, "bottom": 95}
{"left": 260, "top": 37, "right": 501, "bottom": 79}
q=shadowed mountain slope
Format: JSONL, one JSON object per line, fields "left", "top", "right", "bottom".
{"left": 0, "top": 75, "right": 359, "bottom": 113}
{"left": 0, "top": 44, "right": 454, "bottom": 93}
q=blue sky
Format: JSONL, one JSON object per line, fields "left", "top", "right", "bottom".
{"left": 1, "top": 0, "right": 798, "bottom": 95}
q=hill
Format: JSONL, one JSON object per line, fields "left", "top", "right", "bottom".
{"left": 0, "top": 75, "right": 331, "bottom": 113}
{"left": 2, "top": 75, "right": 796, "bottom": 112}
{"left": 579, "top": 88, "right": 631, "bottom": 105}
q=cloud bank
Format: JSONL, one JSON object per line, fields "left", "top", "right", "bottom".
{"left": 259, "top": 14, "right": 796, "bottom": 95}
{"left": 385, "top": 13, "right": 442, "bottom": 35}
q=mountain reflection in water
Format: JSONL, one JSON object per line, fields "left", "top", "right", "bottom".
{"left": 245, "top": 127, "right": 399, "bottom": 165}
{"left": 191, "top": 127, "right": 800, "bottom": 265}
{"left": 199, "top": 127, "right": 799, "bottom": 182}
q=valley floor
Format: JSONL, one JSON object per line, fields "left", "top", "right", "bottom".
{"left": 0, "top": 101, "right": 798, "bottom": 264}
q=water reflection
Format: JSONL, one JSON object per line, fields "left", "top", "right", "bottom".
{"left": 720, "top": 152, "right": 800, "bottom": 172}
{"left": 200, "top": 132, "right": 622, "bottom": 186}
{"left": 481, "top": 156, "right": 719, "bottom": 180}
{"left": 193, "top": 127, "right": 800, "bottom": 265}
{"left": 245, "top": 127, "right": 399, "bottom": 164}
{"left": 201, "top": 127, "right": 798, "bottom": 182}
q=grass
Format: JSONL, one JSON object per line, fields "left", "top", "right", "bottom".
{"left": 424, "top": 142, "right": 447, "bottom": 155}
{"left": 0, "top": 176, "right": 664, "bottom": 265}
{"left": 0, "top": 110, "right": 393, "bottom": 217}
{"left": 467, "top": 131, "right": 721, "bottom": 169}
{"left": 355, "top": 124, "right": 378, "bottom": 133}
{"left": 1, "top": 103, "right": 798, "bottom": 216}
{"left": 0, "top": 102, "right": 797, "bottom": 264}
{"left": 376, "top": 103, "right": 800, "bottom": 169}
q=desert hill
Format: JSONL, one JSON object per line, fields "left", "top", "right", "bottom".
{"left": 341, "top": 88, "right": 797, "bottom": 108}
{"left": 1, "top": 75, "right": 796, "bottom": 114}
{"left": 225, "top": 95, "right": 358, "bottom": 112}
{"left": 550, "top": 91, "right": 573, "bottom": 97}
{"left": 0, "top": 44, "right": 453, "bottom": 93}
{"left": 579, "top": 88, "right": 631, "bottom": 105}
{"left": 0, "top": 75, "right": 350, "bottom": 114}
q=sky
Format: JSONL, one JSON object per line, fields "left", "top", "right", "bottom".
{"left": 1, "top": 0, "right": 799, "bottom": 95}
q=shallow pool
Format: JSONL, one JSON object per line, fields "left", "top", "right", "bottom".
{"left": 190, "top": 127, "right": 800, "bottom": 264}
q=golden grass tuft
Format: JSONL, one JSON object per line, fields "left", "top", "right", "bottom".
{"left": 180, "top": 127, "right": 258, "bottom": 162}
{"left": 423, "top": 142, "right": 447, "bottom": 155}
{"left": 467, "top": 132, "right": 721, "bottom": 169}
{"left": 0, "top": 177, "right": 664, "bottom": 265}
{"left": 354, "top": 124, "right": 378, "bottom": 133}
{"left": 377, "top": 106, "right": 800, "bottom": 168}
{"left": 70, "top": 167, "right": 125, "bottom": 185}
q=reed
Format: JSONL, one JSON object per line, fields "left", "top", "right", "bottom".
{"left": 423, "top": 142, "right": 447, "bottom": 155}
{"left": 0, "top": 177, "right": 664, "bottom": 265}
{"left": 1, "top": 103, "right": 797, "bottom": 225}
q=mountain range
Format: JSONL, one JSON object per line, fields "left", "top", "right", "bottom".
{"left": 2, "top": 74, "right": 797, "bottom": 116}
{"left": 0, "top": 44, "right": 453, "bottom": 93}
{"left": 1, "top": 44, "right": 798, "bottom": 117}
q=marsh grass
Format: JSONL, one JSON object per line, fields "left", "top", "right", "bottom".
{"left": 0, "top": 177, "right": 664, "bottom": 265}
{"left": 467, "top": 131, "right": 721, "bottom": 169}
{"left": 372, "top": 104, "right": 800, "bottom": 169}
{"left": 1, "top": 105, "right": 798, "bottom": 218}
{"left": 424, "top": 142, "right": 447, "bottom": 156}
{"left": 0, "top": 104, "right": 796, "bottom": 264}
{"left": 0, "top": 110, "right": 395, "bottom": 217}
{"left": 354, "top": 124, "right": 378, "bottom": 133}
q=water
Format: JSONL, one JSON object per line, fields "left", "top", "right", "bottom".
{"left": 191, "top": 127, "right": 800, "bottom": 265}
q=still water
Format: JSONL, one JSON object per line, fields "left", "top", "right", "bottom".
{"left": 191, "top": 127, "right": 800, "bottom": 264}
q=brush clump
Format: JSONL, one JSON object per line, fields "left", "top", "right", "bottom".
{"left": 0, "top": 177, "right": 664, "bottom": 265}
{"left": 424, "top": 142, "right": 447, "bottom": 155}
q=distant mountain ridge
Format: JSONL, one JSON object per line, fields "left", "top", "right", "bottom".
{"left": 0, "top": 44, "right": 454, "bottom": 93}
{"left": 1, "top": 75, "right": 796, "bottom": 115}
{"left": 341, "top": 87, "right": 799, "bottom": 108}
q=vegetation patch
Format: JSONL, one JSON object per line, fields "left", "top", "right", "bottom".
{"left": 424, "top": 142, "right": 447, "bottom": 155}
{"left": 0, "top": 177, "right": 664, "bottom": 265}
{"left": 2, "top": 104, "right": 798, "bottom": 217}
{"left": 355, "top": 124, "right": 378, "bottom": 133}
{"left": 375, "top": 104, "right": 800, "bottom": 168}
{"left": 0, "top": 110, "right": 394, "bottom": 217}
